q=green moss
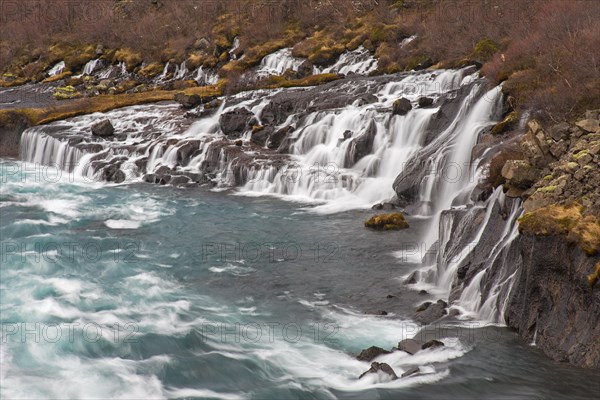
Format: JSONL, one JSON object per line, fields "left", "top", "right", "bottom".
{"left": 537, "top": 185, "right": 557, "bottom": 193}
{"left": 365, "top": 213, "right": 409, "bottom": 231}
{"left": 543, "top": 175, "right": 553, "bottom": 180}
{"left": 472, "top": 38, "right": 498, "bottom": 61}
{"left": 518, "top": 204, "right": 582, "bottom": 236}
{"left": 53, "top": 85, "right": 81, "bottom": 100}
{"left": 518, "top": 204, "right": 600, "bottom": 255}
{"left": 491, "top": 111, "right": 519, "bottom": 135}
{"left": 572, "top": 150, "right": 589, "bottom": 160}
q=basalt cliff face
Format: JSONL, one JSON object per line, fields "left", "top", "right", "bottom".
{"left": 428, "top": 115, "right": 600, "bottom": 368}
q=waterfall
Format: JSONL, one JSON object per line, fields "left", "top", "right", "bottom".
{"left": 20, "top": 128, "right": 85, "bottom": 172}
{"left": 157, "top": 62, "right": 171, "bottom": 80}
{"left": 47, "top": 61, "right": 65, "bottom": 77}
{"left": 319, "top": 46, "right": 378, "bottom": 75}
{"left": 195, "top": 67, "right": 218, "bottom": 85}
{"left": 18, "top": 66, "right": 521, "bottom": 322}
{"left": 257, "top": 48, "right": 305, "bottom": 77}
{"left": 174, "top": 61, "right": 188, "bottom": 80}
{"left": 229, "top": 36, "right": 241, "bottom": 60}
{"left": 242, "top": 68, "right": 495, "bottom": 213}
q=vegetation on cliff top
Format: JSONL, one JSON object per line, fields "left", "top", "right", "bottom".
{"left": 518, "top": 204, "right": 600, "bottom": 255}
{"left": 1, "top": 0, "right": 598, "bottom": 122}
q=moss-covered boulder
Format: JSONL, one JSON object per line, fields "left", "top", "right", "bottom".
{"left": 364, "top": 213, "right": 409, "bottom": 230}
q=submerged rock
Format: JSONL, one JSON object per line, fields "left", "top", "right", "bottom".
{"left": 356, "top": 346, "right": 391, "bottom": 362}
{"left": 364, "top": 212, "right": 409, "bottom": 230}
{"left": 401, "top": 366, "right": 420, "bottom": 378}
{"left": 91, "top": 119, "right": 114, "bottom": 137}
{"left": 359, "top": 362, "right": 398, "bottom": 380}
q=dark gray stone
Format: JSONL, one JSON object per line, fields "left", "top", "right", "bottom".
{"left": 91, "top": 119, "right": 114, "bottom": 137}
{"left": 356, "top": 346, "right": 391, "bottom": 362}
{"left": 359, "top": 362, "right": 398, "bottom": 380}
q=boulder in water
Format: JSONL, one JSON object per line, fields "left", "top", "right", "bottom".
{"left": 102, "top": 164, "right": 125, "bottom": 183}
{"left": 418, "top": 97, "right": 434, "bottom": 107}
{"left": 359, "top": 362, "right": 398, "bottom": 380}
{"left": 267, "top": 125, "right": 294, "bottom": 150}
{"left": 422, "top": 339, "right": 445, "bottom": 350}
{"left": 397, "top": 339, "right": 424, "bottom": 355}
{"left": 392, "top": 98, "right": 412, "bottom": 115}
{"left": 401, "top": 366, "right": 420, "bottom": 378}
{"left": 364, "top": 213, "right": 409, "bottom": 230}
{"left": 356, "top": 346, "right": 391, "bottom": 362}
{"left": 413, "top": 299, "right": 448, "bottom": 324}
{"left": 91, "top": 119, "right": 114, "bottom": 137}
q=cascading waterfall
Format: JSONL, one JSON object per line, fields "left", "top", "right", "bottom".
{"left": 257, "top": 48, "right": 305, "bottom": 77}
{"left": 319, "top": 46, "right": 378, "bottom": 75}
{"left": 242, "top": 69, "right": 497, "bottom": 213}
{"left": 47, "top": 61, "right": 65, "bottom": 76}
{"left": 19, "top": 66, "right": 521, "bottom": 324}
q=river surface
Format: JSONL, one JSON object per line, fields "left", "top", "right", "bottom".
{"left": 0, "top": 160, "right": 596, "bottom": 399}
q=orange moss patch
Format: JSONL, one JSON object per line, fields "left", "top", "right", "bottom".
{"left": 365, "top": 213, "right": 409, "bottom": 231}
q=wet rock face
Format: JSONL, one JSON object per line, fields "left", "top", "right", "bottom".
{"left": 219, "top": 107, "right": 254, "bottom": 137}
{"left": 359, "top": 362, "right": 398, "bottom": 381}
{"left": 397, "top": 339, "right": 423, "bottom": 355}
{"left": 506, "top": 234, "right": 600, "bottom": 368}
{"left": 346, "top": 119, "right": 377, "bottom": 166}
{"left": 91, "top": 119, "right": 114, "bottom": 137}
{"left": 356, "top": 346, "right": 391, "bottom": 362}
{"left": 413, "top": 299, "right": 448, "bottom": 324}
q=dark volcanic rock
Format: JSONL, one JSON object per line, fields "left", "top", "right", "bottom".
{"left": 413, "top": 299, "right": 448, "bottom": 324}
{"left": 267, "top": 125, "right": 294, "bottom": 150}
{"left": 91, "top": 119, "right": 114, "bottom": 137}
{"left": 250, "top": 126, "right": 273, "bottom": 146}
{"left": 356, "top": 346, "right": 391, "bottom": 362}
{"left": 102, "top": 164, "right": 125, "bottom": 183}
{"left": 359, "top": 362, "right": 398, "bottom": 380}
{"left": 297, "top": 60, "right": 314, "bottom": 78}
{"left": 401, "top": 366, "right": 420, "bottom": 378}
{"left": 175, "top": 93, "right": 202, "bottom": 109}
{"left": 219, "top": 107, "right": 254, "bottom": 136}
{"left": 418, "top": 97, "right": 434, "bottom": 107}
{"left": 392, "top": 98, "right": 412, "bottom": 115}
{"left": 422, "top": 340, "right": 445, "bottom": 350}
{"left": 346, "top": 120, "right": 377, "bottom": 166}
{"left": 506, "top": 235, "right": 600, "bottom": 368}
{"left": 397, "top": 339, "right": 424, "bottom": 355}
